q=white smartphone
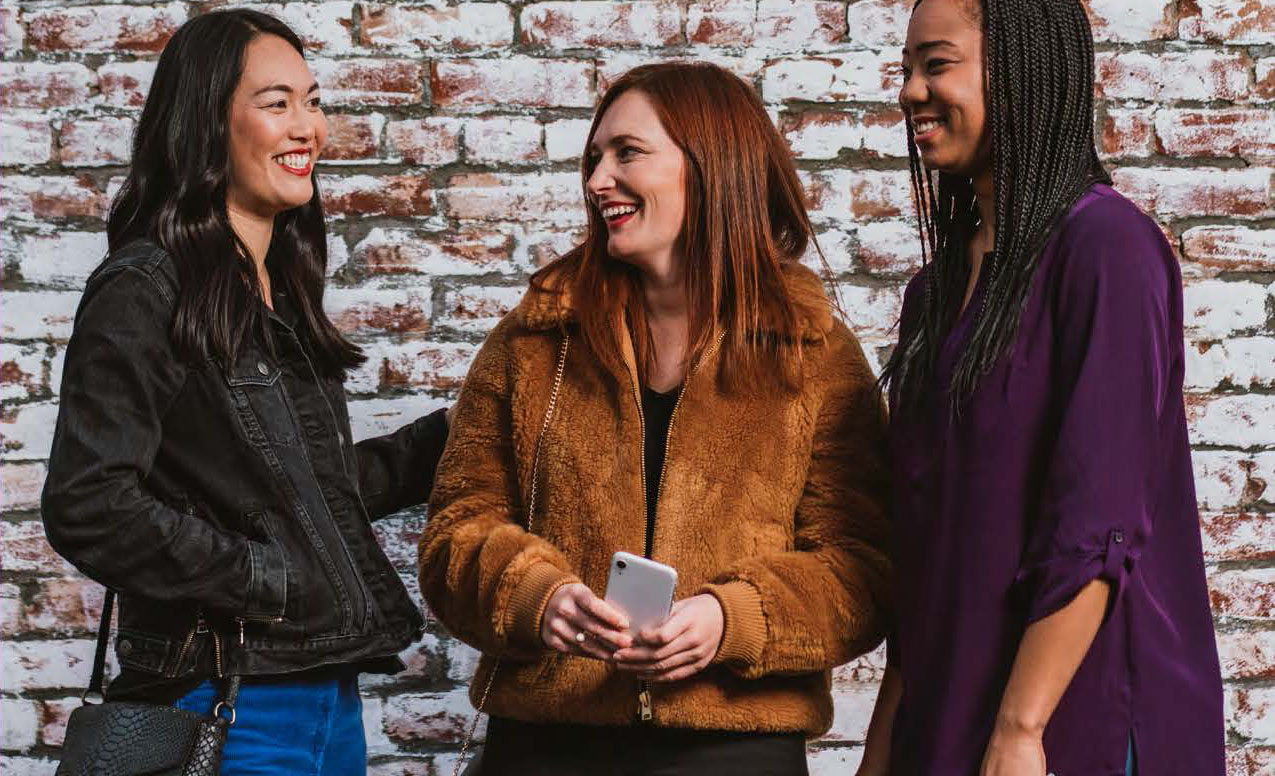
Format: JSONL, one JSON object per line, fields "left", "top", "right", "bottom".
{"left": 603, "top": 551, "right": 677, "bottom": 637}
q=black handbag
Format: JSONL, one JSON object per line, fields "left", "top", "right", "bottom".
{"left": 56, "top": 589, "right": 241, "bottom": 776}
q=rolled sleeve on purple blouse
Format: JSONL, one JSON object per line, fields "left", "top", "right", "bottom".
{"left": 1012, "top": 208, "right": 1174, "bottom": 626}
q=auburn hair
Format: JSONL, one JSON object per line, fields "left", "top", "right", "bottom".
{"left": 534, "top": 61, "right": 829, "bottom": 393}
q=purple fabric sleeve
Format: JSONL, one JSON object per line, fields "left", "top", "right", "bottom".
{"left": 1013, "top": 203, "right": 1176, "bottom": 625}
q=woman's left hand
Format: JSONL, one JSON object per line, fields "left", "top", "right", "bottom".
{"left": 979, "top": 725, "right": 1046, "bottom": 776}
{"left": 611, "top": 594, "right": 724, "bottom": 682}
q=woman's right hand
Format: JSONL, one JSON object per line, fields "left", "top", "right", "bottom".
{"left": 540, "top": 582, "right": 633, "bottom": 660}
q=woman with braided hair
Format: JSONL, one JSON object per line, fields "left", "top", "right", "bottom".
{"left": 856, "top": 1, "right": 1226, "bottom": 775}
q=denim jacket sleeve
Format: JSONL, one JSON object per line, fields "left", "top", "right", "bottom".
{"left": 354, "top": 407, "right": 449, "bottom": 520}
{"left": 42, "top": 264, "right": 287, "bottom": 618}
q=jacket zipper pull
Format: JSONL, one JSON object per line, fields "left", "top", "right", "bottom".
{"left": 638, "top": 686, "right": 653, "bottom": 721}
{"left": 196, "top": 614, "right": 208, "bottom": 634}
{"left": 236, "top": 617, "right": 246, "bottom": 646}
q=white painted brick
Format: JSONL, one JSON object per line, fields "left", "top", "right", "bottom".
{"left": 360, "top": 2, "right": 513, "bottom": 52}
{"left": 324, "top": 285, "right": 433, "bottom": 336}
{"left": 96, "top": 61, "right": 157, "bottom": 109}
{"left": 1, "top": 401, "right": 59, "bottom": 461}
{"left": 0, "top": 698, "right": 39, "bottom": 751}
{"left": 808, "top": 744, "right": 866, "bottom": 774}
{"left": 353, "top": 227, "right": 518, "bottom": 276}
{"left": 544, "top": 118, "right": 592, "bottom": 162}
{"left": 346, "top": 341, "right": 476, "bottom": 394}
{"left": 17, "top": 231, "right": 107, "bottom": 288}
{"left": 0, "top": 756, "right": 58, "bottom": 776}
{"left": 444, "top": 172, "right": 585, "bottom": 225}
{"left": 1187, "top": 394, "right": 1275, "bottom": 450}
{"left": 243, "top": 2, "right": 357, "bottom": 53}
{"left": 1, "top": 7, "right": 22, "bottom": 53}
{"left": 445, "top": 640, "right": 481, "bottom": 684}
{"left": 1187, "top": 338, "right": 1275, "bottom": 391}
{"left": 845, "top": 0, "right": 910, "bottom": 48}
{"left": 462, "top": 116, "right": 543, "bottom": 164}
{"left": 1217, "top": 629, "right": 1275, "bottom": 680}
{"left": 1, "top": 113, "right": 53, "bottom": 166}
{"left": 836, "top": 283, "right": 903, "bottom": 339}
{"left": 1182, "top": 281, "right": 1271, "bottom": 339}
{"left": 762, "top": 53, "right": 902, "bottom": 104}
{"left": 1086, "top": 0, "right": 1175, "bottom": 42}
{"left": 0, "top": 461, "right": 46, "bottom": 513}
{"left": 0, "top": 639, "right": 103, "bottom": 692}
{"left": 1230, "top": 687, "right": 1275, "bottom": 743}
{"left": 437, "top": 285, "right": 525, "bottom": 333}
{"left": 347, "top": 396, "right": 449, "bottom": 440}
{"left": 1191, "top": 451, "right": 1275, "bottom": 511}
{"left": 0, "top": 291, "right": 79, "bottom": 344}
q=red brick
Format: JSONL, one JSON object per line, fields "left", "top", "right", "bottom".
{"left": 0, "top": 175, "right": 106, "bottom": 221}
{"left": 320, "top": 174, "right": 433, "bottom": 217}
{"left": 348, "top": 342, "right": 478, "bottom": 394}
{"left": 1155, "top": 109, "right": 1275, "bottom": 159}
{"left": 353, "top": 227, "right": 516, "bottom": 276}
{"left": 0, "top": 62, "right": 96, "bottom": 110}
{"left": 1182, "top": 226, "right": 1275, "bottom": 273}
{"left": 1, "top": 7, "right": 23, "bottom": 52}
{"left": 24, "top": 577, "right": 105, "bottom": 636}
{"left": 1211, "top": 568, "right": 1275, "bottom": 621}
{"left": 522, "top": 2, "right": 682, "bottom": 48}
{"left": 0, "top": 520, "right": 78, "bottom": 575}
{"left": 25, "top": 4, "right": 185, "bottom": 53}
{"left": 322, "top": 113, "right": 385, "bottom": 162}
{"left": 1229, "top": 686, "right": 1275, "bottom": 743}
{"left": 385, "top": 118, "right": 461, "bottom": 165}
{"left": 359, "top": 3, "right": 512, "bottom": 51}
{"left": 1, "top": 342, "right": 48, "bottom": 402}
{"left": 1, "top": 584, "right": 22, "bottom": 639}
{"left": 1257, "top": 58, "right": 1275, "bottom": 101}
{"left": 462, "top": 116, "right": 543, "bottom": 165}
{"left": 1083, "top": 0, "right": 1175, "bottom": 42}
{"left": 58, "top": 117, "right": 134, "bottom": 167}
{"left": 1098, "top": 107, "right": 1155, "bottom": 159}
{"left": 1, "top": 115, "right": 53, "bottom": 166}
{"left": 39, "top": 698, "right": 78, "bottom": 748}
{"left": 324, "top": 286, "right": 432, "bottom": 336}
{"left": 805, "top": 169, "right": 912, "bottom": 222}
{"left": 96, "top": 61, "right": 155, "bottom": 109}
{"left": 310, "top": 58, "right": 424, "bottom": 107}
{"left": 431, "top": 58, "right": 594, "bottom": 110}
{"left": 0, "top": 461, "right": 46, "bottom": 511}
{"left": 687, "top": 0, "right": 754, "bottom": 45}
{"left": 782, "top": 108, "right": 906, "bottom": 160}
{"left": 762, "top": 53, "right": 903, "bottom": 104}
{"left": 1095, "top": 50, "right": 1250, "bottom": 102}
{"left": 1180, "top": 0, "right": 1275, "bottom": 43}
{"left": 1201, "top": 512, "right": 1275, "bottom": 562}
{"left": 443, "top": 172, "right": 583, "bottom": 224}
{"left": 1112, "top": 166, "right": 1272, "bottom": 219}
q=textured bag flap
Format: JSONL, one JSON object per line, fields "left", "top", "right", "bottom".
{"left": 57, "top": 702, "right": 201, "bottom": 776}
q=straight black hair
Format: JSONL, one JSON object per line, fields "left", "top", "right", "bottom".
{"left": 882, "top": 0, "right": 1110, "bottom": 410}
{"left": 107, "top": 8, "right": 363, "bottom": 376}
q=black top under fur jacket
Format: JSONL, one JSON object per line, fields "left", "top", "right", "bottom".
{"left": 42, "top": 240, "right": 445, "bottom": 690}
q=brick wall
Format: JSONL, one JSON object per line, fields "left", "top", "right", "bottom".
{"left": 1, "top": 0, "right": 1272, "bottom": 772}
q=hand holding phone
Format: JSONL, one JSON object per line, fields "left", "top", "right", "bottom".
{"left": 603, "top": 551, "right": 677, "bottom": 637}
{"left": 611, "top": 592, "right": 725, "bottom": 683}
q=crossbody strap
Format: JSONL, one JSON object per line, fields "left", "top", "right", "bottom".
{"left": 452, "top": 331, "right": 570, "bottom": 776}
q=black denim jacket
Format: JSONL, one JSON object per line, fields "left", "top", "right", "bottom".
{"left": 42, "top": 240, "right": 444, "bottom": 684}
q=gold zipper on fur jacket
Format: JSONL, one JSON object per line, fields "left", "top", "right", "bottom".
{"left": 630, "top": 330, "right": 726, "bottom": 723}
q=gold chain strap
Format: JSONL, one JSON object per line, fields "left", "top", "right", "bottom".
{"left": 452, "top": 332, "right": 571, "bottom": 776}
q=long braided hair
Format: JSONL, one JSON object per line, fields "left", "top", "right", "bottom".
{"left": 882, "top": 0, "right": 1110, "bottom": 410}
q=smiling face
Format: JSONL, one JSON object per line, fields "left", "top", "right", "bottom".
{"left": 225, "top": 33, "right": 326, "bottom": 220}
{"left": 585, "top": 90, "right": 687, "bottom": 276}
{"left": 899, "top": 0, "right": 991, "bottom": 178}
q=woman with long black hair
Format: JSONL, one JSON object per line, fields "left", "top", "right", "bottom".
{"left": 42, "top": 10, "right": 447, "bottom": 772}
{"left": 856, "top": 1, "right": 1225, "bottom": 775}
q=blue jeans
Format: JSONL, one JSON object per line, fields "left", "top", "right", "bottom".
{"left": 174, "top": 674, "right": 365, "bottom": 775}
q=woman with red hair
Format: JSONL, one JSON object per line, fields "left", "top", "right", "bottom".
{"left": 419, "top": 62, "right": 893, "bottom": 775}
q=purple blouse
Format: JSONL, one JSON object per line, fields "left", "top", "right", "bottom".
{"left": 887, "top": 185, "right": 1225, "bottom": 775}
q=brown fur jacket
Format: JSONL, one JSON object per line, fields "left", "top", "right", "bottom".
{"left": 418, "top": 264, "right": 892, "bottom": 737}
